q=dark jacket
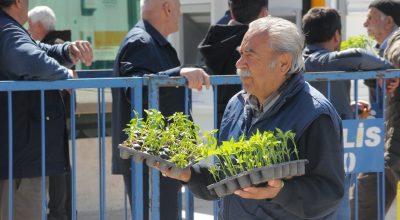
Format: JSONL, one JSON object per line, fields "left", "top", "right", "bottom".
{"left": 303, "top": 44, "right": 392, "bottom": 120}
{"left": 41, "top": 30, "right": 74, "bottom": 118}
{"left": 187, "top": 73, "right": 344, "bottom": 219}
{"left": 111, "top": 20, "right": 185, "bottom": 175}
{"left": 0, "top": 9, "right": 72, "bottom": 179}
{"left": 199, "top": 24, "right": 247, "bottom": 128}
{"left": 384, "top": 30, "right": 400, "bottom": 178}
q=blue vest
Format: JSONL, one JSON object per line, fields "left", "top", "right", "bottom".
{"left": 218, "top": 73, "right": 342, "bottom": 220}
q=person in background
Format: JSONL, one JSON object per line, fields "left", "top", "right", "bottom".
{"left": 350, "top": 1, "right": 400, "bottom": 219}
{"left": 0, "top": 0, "right": 93, "bottom": 220}
{"left": 198, "top": 0, "right": 268, "bottom": 129}
{"left": 161, "top": 16, "right": 344, "bottom": 220}
{"left": 363, "top": 0, "right": 400, "bottom": 116}
{"left": 111, "top": 0, "right": 210, "bottom": 219}
{"left": 302, "top": 7, "right": 396, "bottom": 219}
{"left": 27, "top": 5, "right": 74, "bottom": 220}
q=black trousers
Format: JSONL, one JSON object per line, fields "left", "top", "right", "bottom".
{"left": 350, "top": 168, "right": 398, "bottom": 220}
{"left": 48, "top": 172, "right": 72, "bottom": 220}
{"left": 123, "top": 165, "right": 181, "bottom": 220}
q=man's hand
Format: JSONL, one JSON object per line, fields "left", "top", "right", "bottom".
{"left": 234, "top": 179, "right": 284, "bottom": 199}
{"left": 378, "top": 78, "right": 399, "bottom": 97}
{"left": 350, "top": 100, "right": 370, "bottom": 112}
{"left": 180, "top": 68, "right": 210, "bottom": 91}
{"left": 68, "top": 40, "right": 93, "bottom": 66}
{"left": 153, "top": 161, "right": 192, "bottom": 183}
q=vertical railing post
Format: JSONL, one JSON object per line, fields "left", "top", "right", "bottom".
{"left": 212, "top": 84, "right": 219, "bottom": 220}
{"left": 100, "top": 88, "right": 107, "bottom": 220}
{"left": 7, "top": 91, "right": 13, "bottom": 220}
{"left": 184, "top": 86, "right": 194, "bottom": 220}
{"left": 131, "top": 79, "right": 144, "bottom": 220}
{"left": 40, "top": 90, "right": 46, "bottom": 220}
{"left": 148, "top": 76, "right": 160, "bottom": 220}
{"left": 71, "top": 89, "right": 77, "bottom": 220}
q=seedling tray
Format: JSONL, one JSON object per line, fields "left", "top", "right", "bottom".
{"left": 207, "top": 159, "right": 308, "bottom": 198}
{"left": 119, "top": 144, "right": 191, "bottom": 176}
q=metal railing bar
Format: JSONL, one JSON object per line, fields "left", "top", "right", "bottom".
{"left": 40, "top": 90, "right": 46, "bottom": 220}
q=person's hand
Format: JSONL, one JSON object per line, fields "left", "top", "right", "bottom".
{"left": 153, "top": 161, "right": 192, "bottom": 183}
{"left": 378, "top": 78, "right": 399, "bottom": 97}
{"left": 350, "top": 100, "right": 370, "bottom": 112}
{"left": 234, "top": 179, "right": 284, "bottom": 199}
{"left": 63, "top": 69, "right": 77, "bottom": 94}
{"left": 68, "top": 40, "right": 93, "bottom": 66}
{"left": 386, "top": 78, "right": 399, "bottom": 97}
{"left": 180, "top": 68, "right": 210, "bottom": 91}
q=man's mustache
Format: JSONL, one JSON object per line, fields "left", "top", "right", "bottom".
{"left": 237, "top": 68, "right": 251, "bottom": 77}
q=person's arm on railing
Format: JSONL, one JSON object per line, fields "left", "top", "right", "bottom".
{"left": 118, "top": 39, "right": 210, "bottom": 91}
{"left": 0, "top": 25, "right": 71, "bottom": 81}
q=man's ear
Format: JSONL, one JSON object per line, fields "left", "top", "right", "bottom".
{"left": 333, "top": 30, "right": 341, "bottom": 45}
{"left": 278, "top": 53, "right": 292, "bottom": 75}
{"left": 258, "top": 7, "right": 268, "bottom": 18}
{"left": 385, "top": 16, "right": 395, "bottom": 27}
{"left": 162, "top": 0, "right": 172, "bottom": 17}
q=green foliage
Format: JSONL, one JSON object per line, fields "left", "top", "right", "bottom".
{"left": 206, "top": 129, "right": 299, "bottom": 182}
{"left": 340, "top": 34, "right": 376, "bottom": 52}
{"left": 123, "top": 109, "right": 217, "bottom": 168}
{"left": 123, "top": 110, "right": 300, "bottom": 182}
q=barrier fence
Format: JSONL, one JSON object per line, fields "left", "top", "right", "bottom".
{"left": 1, "top": 69, "right": 399, "bottom": 220}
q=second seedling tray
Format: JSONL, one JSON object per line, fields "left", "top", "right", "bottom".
{"left": 207, "top": 159, "right": 308, "bottom": 198}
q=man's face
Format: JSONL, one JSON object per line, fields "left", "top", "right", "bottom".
{"left": 28, "top": 19, "right": 44, "bottom": 40}
{"left": 364, "top": 7, "right": 388, "bottom": 44}
{"left": 169, "top": 0, "right": 181, "bottom": 33}
{"left": 20, "top": 0, "right": 29, "bottom": 24}
{"left": 236, "top": 31, "right": 288, "bottom": 101}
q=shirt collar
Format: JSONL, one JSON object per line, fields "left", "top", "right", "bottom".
{"left": 243, "top": 91, "right": 281, "bottom": 118}
{"left": 137, "top": 20, "right": 170, "bottom": 46}
{"left": 380, "top": 28, "right": 399, "bottom": 50}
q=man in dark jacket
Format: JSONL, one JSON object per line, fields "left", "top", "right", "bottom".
{"left": 161, "top": 16, "right": 344, "bottom": 219}
{"left": 27, "top": 5, "right": 74, "bottom": 220}
{"left": 0, "top": 0, "right": 93, "bottom": 219}
{"left": 198, "top": 0, "right": 268, "bottom": 129}
{"left": 111, "top": 0, "right": 210, "bottom": 219}
{"left": 302, "top": 7, "right": 395, "bottom": 220}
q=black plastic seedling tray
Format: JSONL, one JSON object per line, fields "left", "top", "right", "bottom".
{"left": 119, "top": 144, "right": 190, "bottom": 176}
{"left": 207, "top": 159, "right": 308, "bottom": 198}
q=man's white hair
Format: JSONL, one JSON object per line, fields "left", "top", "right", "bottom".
{"left": 28, "top": 6, "right": 56, "bottom": 31}
{"left": 249, "top": 16, "right": 305, "bottom": 74}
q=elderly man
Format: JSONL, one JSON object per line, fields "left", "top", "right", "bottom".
{"left": 364, "top": 0, "right": 400, "bottom": 113}
{"left": 199, "top": 0, "right": 268, "bottom": 129}
{"left": 162, "top": 16, "right": 344, "bottom": 219}
{"left": 349, "top": 1, "right": 400, "bottom": 219}
{"left": 27, "top": 5, "right": 75, "bottom": 220}
{"left": 0, "top": 0, "right": 92, "bottom": 220}
{"left": 28, "top": 6, "right": 71, "bottom": 44}
{"left": 111, "top": 0, "right": 210, "bottom": 219}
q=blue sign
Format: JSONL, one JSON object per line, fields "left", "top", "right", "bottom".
{"left": 343, "top": 119, "right": 384, "bottom": 174}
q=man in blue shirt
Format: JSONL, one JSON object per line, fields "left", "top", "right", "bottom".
{"left": 111, "top": 0, "right": 210, "bottom": 219}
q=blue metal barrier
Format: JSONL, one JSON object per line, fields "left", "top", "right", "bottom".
{"left": 1, "top": 69, "right": 400, "bottom": 220}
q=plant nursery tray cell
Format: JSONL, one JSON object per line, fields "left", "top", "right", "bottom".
{"left": 206, "top": 159, "right": 308, "bottom": 198}
{"left": 118, "top": 144, "right": 191, "bottom": 176}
